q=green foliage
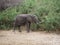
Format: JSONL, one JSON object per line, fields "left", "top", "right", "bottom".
{"left": 0, "top": 7, "right": 20, "bottom": 29}
{"left": 0, "top": 0, "right": 60, "bottom": 31}
{"left": 43, "top": 14, "right": 60, "bottom": 31}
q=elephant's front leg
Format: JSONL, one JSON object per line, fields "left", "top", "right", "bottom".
{"left": 26, "top": 22, "right": 30, "bottom": 32}
{"left": 18, "top": 25, "right": 21, "bottom": 32}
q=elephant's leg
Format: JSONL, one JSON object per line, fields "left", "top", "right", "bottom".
{"left": 26, "top": 22, "right": 30, "bottom": 32}
{"left": 18, "top": 25, "right": 21, "bottom": 32}
{"left": 13, "top": 24, "right": 16, "bottom": 32}
{"left": 29, "top": 22, "right": 31, "bottom": 29}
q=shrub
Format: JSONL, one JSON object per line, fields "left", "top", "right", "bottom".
{"left": 0, "top": 7, "right": 20, "bottom": 29}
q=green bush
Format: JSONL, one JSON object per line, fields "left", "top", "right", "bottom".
{"left": 0, "top": 7, "right": 20, "bottom": 29}
{"left": 43, "top": 13, "right": 60, "bottom": 31}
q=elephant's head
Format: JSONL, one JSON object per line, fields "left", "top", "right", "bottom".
{"left": 31, "top": 15, "right": 39, "bottom": 25}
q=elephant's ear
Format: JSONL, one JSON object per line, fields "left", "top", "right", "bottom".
{"left": 26, "top": 16, "right": 32, "bottom": 22}
{"left": 33, "top": 15, "right": 39, "bottom": 23}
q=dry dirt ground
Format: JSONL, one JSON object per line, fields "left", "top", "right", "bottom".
{"left": 0, "top": 30, "right": 60, "bottom": 45}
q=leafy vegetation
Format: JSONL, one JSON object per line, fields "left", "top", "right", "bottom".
{"left": 0, "top": 0, "right": 60, "bottom": 31}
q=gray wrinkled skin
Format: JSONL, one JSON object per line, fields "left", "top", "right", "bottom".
{"left": 13, "top": 14, "right": 39, "bottom": 32}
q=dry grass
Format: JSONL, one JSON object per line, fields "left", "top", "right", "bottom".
{"left": 0, "top": 30, "right": 60, "bottom": 45}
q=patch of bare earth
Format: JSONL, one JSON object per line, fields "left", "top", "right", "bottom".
{"left": 0, "top": 30, "right": 60, "bottom": 45}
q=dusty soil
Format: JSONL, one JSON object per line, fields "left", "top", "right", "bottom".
{"left": 0, "top": 30, "right": 60, "bottom": 45}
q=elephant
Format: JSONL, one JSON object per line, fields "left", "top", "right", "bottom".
{"left": 13, "top": 14, "right": 39, "bottom": 32}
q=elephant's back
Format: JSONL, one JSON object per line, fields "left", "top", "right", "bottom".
{"left": 16, "top": 14, "right": 37, "bottom": 20}
{"left": 17, "top": 14, "right": 32, "bottom": 17}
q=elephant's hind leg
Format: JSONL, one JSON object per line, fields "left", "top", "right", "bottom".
{"left": 13, "top": 24, "right": 16, "bottom": 32}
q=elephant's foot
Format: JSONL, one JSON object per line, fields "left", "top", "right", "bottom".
{"left": 13, "top": 30, "right": 15, "bottom": 32}
{"left": 27, "top": 30, "right": 30, "bottom": 33}
{"left": 19, "top": 30, "right": 22, "bottom": 32}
